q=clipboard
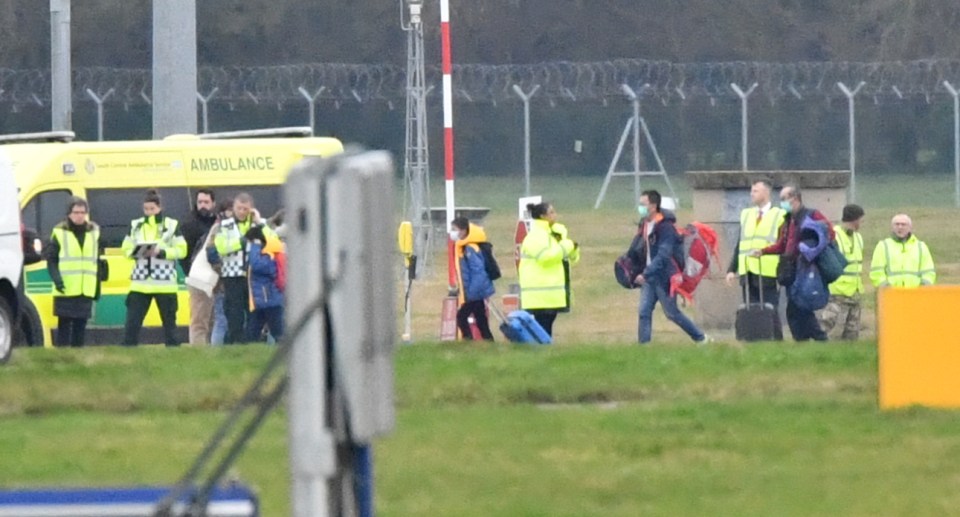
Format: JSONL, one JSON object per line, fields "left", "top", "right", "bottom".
{"left": 132, "top": 242, "right": 158, "bottom": 259}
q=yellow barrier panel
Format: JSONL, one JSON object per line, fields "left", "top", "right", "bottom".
{"left": 878, "top": 285, "right": 960, "bottom": 409}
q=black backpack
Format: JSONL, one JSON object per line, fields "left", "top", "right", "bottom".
{"left": 477, "top": 242, "right": 502, "bottom": 281}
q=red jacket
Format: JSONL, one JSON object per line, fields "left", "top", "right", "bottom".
{"left": 761, "top": 207, "right": 835, "bottom": 257}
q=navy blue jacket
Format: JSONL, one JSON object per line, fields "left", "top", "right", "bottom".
{"left": 247, "top": 241, "right": 284, "bottom": 310}
{"left": 640, "top": 209, "right": 684, "bottom": 285}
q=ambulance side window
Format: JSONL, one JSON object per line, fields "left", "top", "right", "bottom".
{"left": 20, "top": 189, "right": 73, "bottom": 242}
{"left": 87, "top": 188, "right": 190, "bottom": 248}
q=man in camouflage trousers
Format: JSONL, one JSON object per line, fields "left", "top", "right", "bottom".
{"left": 817, "top": 204, "right": 865, "bottom": 340}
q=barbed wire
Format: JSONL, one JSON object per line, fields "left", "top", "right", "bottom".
{"left": 4, "top": 59, "right": 960, "bottom": 107}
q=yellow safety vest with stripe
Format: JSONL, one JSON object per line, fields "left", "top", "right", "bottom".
{"left": 214, "top": 217, "right": 253, "bottom": 278}
{"left": 828, "top": 225, "right": 864, "bottom": 297}
{"left": 50, "top": 223, "right": 100, "bottom": 299}
{"left": 518, "top": 219, "right": 578, "bottom": 310}
{"left": 869, "top": 235, "right": 936, "bottom": 288}
{"left": 121, "top": 215, "right": 187, "bottom": 294}
{"left": 737, "top": 206, "right": 784, "bottom": 276}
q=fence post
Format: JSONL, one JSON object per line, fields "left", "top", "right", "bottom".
{"left": 196, "top": 87, "right": 218, "bottom": 134}
{"left": 511, "top": 84, "right": 540, "bottom": 197}
{"left": 730, "top": 82, "right": 758, "bottom": 171}
{"left": 837, "top": 81, "right": 866, "bottom": 203}
{"left": 944, "top": 81, "right": 960, "bottom": 208}
{"left": 85, "top": 88, "right": 114, "bottom": 141}
{"left": 298, "top": 87, "right": 325, "bottom": 134}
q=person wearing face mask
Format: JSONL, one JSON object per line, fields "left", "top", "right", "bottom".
{"left": 121, "top": 189, "right": 188, "bottom": 346}
{"left": 450, "top": 217, "right": 495, "bottom": 341}
{"left": 181, "top": 189, "right": 217, "bottom": 345}
{"left": 753, "top": 183, "right": 835, "bottom": 341}
{"left": 633, "top": 190, "right": 709, "bottom": 344}
{"left": 44, "top": 196, "right": 102, "bottom": 347}
{"left": 869, "top": 213, "right": 935, "bottom": 289}
{"left": 725, "top": 179, "right": 785, "bottom": 340}
{"left": 518, "top": 201, "right": 579, "bottom": 337}
{"left": 816, "top": 204, "right": 866, "bottom": 340}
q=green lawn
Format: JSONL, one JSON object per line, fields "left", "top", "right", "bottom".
{"left": 3, "top": 343, "right": 960, "bottom": 516}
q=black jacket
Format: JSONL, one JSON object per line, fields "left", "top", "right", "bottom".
{"left": 180, "top": 210, "right": 216, "bottom": 274}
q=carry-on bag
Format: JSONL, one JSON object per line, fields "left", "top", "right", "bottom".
{"left": 488, "top": 302, "right": 552, "bottom": 345}
{"left": 734, "top": 257, "right": 779, "bottom": 342}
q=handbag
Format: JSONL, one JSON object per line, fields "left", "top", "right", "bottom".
{"left": 613, "top": 232, "right": 645, "bottom": 289}
{"left": 776, "top": 254, "right": 797, "bottom": 287}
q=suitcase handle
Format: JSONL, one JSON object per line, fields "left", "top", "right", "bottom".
{"left": 742, "top": 254, "right": 769, "bottom": 307}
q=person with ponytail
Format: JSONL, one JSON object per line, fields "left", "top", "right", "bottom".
{"left": 517, "top": 201, "right": 579, "bottom": 338}
{"left": 121, "top": 189, "right": 188, "bottom": 346}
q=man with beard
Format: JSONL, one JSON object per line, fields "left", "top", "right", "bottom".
{"left": 181, "top": 188, "right": 217, "bottom": 345}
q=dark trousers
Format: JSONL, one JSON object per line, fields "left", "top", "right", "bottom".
{"left": 786, "top": 300, "right": 828, "bottom": 342}
{"left": 123, "top": 291, "right": 179, "bottom": 346}
{"left": 527, "top": 309, "right": 558, "bottom": 337}
{"left": 456, "top": 299, "right": 494, "bottom": 341}
{"left": 248, "top": 306, "right": 285, "bottom": 342}
{"left": 222, "top": 277, "right": 250, "bottom": 344}
{"left": 743, "top": 273, "right": 784, "bottom": 341}
{"left": 56, "top": 317, "right": 88, "bottom": 347}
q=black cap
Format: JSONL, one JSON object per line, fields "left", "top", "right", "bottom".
{"left": 841, "top": 204, "right": 865, "bottom": 222}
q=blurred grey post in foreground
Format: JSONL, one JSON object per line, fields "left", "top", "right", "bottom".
{"left": 152, "top": 0, "right": 197, "bottom": 138}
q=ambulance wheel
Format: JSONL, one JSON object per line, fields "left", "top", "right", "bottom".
{"left": 0, "top": 296, "right": 13, "bottom": 364}
{"left": 14, "top": 292, "right": 43, "bottom": 347}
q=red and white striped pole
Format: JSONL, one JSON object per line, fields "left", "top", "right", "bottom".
{"left": 440, "top": 0, "right": 457, "bottom": 289}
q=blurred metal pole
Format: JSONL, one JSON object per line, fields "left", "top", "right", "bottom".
{"left": 731, "top": 83, "right": 758, "bottom": 171}
{"left": 153, "top": 0, "right": 197, "bottom": 138}
{"left": 944, "top": 81, "right": 960, "bottom": 207}
{"left": 50, "top": 0, "right": 72, "bottom": 131}
{"left": 838, "top": 81, "right": 865, "bottom": 203}
{"left": 511, "top": 84, "right": 539, "bottom": 197}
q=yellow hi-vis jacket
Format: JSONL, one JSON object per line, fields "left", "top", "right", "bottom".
{"left": 828, "top": 225, "right": 864, "bottom": 297}
{"left": 869, "top": 234, "right": 936, "bottom": 288}
{"left": 50, "top": 222, "right": 100, "bottom": 299}
{"left": 519, "top": 219, "right": 579, "bottom": 310}
{"left": 737, "top": 205, "right": 784, "bottom": 277}
{"left": 121, "top": 215, "right": 187, "bottom": 294}
{"left": 215, "top": 217, "right": 253, "bottom": 278}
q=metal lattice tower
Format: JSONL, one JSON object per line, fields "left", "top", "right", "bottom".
{"left": 402, "top": 0, "right": 432, "bottom": 276}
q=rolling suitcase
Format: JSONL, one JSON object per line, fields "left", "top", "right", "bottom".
{"left": 734, "top": 258, "right": 778, "bottom": 342}
{"left": 488, "top": 302, "right": 552, "bottom": 345}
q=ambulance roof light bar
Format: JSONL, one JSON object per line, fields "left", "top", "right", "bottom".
{"left": 194, "top": 126, "right": 314, "bottom": 140}
{"left": 0, "top": 131, "right": 76, "bottom": 144}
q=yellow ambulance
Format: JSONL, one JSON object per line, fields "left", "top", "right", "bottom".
{"left": 3, "top": 128, "right": 343, "bottom": 346}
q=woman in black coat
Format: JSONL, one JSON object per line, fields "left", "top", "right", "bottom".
{"left": 44, "top": 197, "right": 103, "bottom": 347}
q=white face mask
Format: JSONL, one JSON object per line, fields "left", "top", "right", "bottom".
{"left": 449, "top": 230, "right": 461, "bottom": 241}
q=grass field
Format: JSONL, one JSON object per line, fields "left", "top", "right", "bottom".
{"left": 3, "top": 344, "right": 960, "bottom": 515}
{"left": 3, "top": 173, "right": 960, "bottom": 515}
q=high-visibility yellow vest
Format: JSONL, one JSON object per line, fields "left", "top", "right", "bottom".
{"left": 518, "top": 219, "right": 576, "bottom": 310}
{"left": 50, "top": 223, "right": 99, "bottom": 299}
{"left": 828, "top": 225, "right": 864, "bottom": 297}
{"left": 215, "top": 217, "right": 252, "bottom": 278}
{"left": 121, "top": 215, "right": 187, "bottom": 294}
{"left": 869, "top": 235, "right": 936, "bottom": 288}
{"left": 737, "top": 206, "right": 784, "bottom": 277}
